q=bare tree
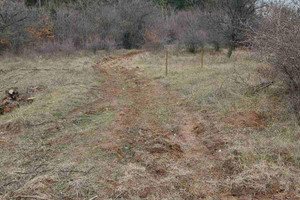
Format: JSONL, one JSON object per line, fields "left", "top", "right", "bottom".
{"left": 167, "top": 10, "right": 209, "bottom": 53}
{"left": 208, "top": 0, "right": 261, "bottom": 57}
{"left": 0, "top": 0, "right": 38, "bottom": 53}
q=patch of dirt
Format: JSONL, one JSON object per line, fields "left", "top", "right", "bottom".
{"left": 0, "top": 121, "right": 22, "bottom": 136}
{"left": 226, "top": 110, "right": 265, "bottom": 129}
{"left": 230, "top": 179, "right": 283, "bottom": 198}
{"left": 222, "top": 158, "right": 243, "bottom": 176}
{"left": 0, "top": 121, "right": 24, "bottom": 146}
{"left": 203, "top": 137, "right": 226, "bottom": 154}
{"left": 193, "top": 123, "right": 205, "bottom": 135}
{"left": 85, "top": 51, "right": 226, "bottom": 198}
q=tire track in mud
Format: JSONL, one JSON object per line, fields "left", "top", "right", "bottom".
{"left": 92, "top": 51, "right": 226, "bottom": 199}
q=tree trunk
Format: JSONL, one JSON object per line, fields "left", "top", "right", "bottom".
{"left": 227, "top": 45, "right": 233, "bottom": 58}
{"left": 212, "top": 41, "right": 220, "bottom": 52}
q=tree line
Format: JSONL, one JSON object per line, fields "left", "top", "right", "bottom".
{"left": 0, "top": 0, "right": 260, "bottom": 56}
{"left": 25, "top": 0, "right": 209, "bottom": 9}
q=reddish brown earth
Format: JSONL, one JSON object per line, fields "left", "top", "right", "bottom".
{"left": 67, "top": 51, "right": 291, "bottom": 199}
{"left": 65, "top": 51, "right": 228, "bottom": 199}
{"left": 226, "top": 110, "right": 265, "bottom": 129}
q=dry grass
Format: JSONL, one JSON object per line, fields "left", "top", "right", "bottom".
{"left": 0, "top": 48, "right": 299, "bottom": 199}
{"left": 0, "top": 50, "right": 119, "bottom": 199}
{"left": 132, "top": 48, "right": 300, "bottom": 198}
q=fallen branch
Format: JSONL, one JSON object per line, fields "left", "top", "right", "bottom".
{"left": 114, "top": 191, "right": 127, "bottom": 200}
{"left": 89, "top": 196, "right": 98, "bottom": 200}
{"left": 252, "top": 81, "right": 274, "bottom": 93}
{"left": 60, "top": 166, "right": 95, "bottom": 175}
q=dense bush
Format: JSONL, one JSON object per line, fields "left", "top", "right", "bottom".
{"left": 51, "top": 6, "right": 94, "bottom": 49}
{"left": 114, "top": 0, "right": 161, "bottom": 49}
{"left": 0, "top": 1, "right": 39, "bottom": 53}
{"left": 208, "top": 0, "right": 258, "bottom": 57}
{"left": 251, "top": 3, "right": 300, "bottom": 120}
{"left": 166, "top": 10, "right": 208, "bottom": 53}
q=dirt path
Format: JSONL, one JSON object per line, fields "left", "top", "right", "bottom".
{"left": 89, "top": 51, "right": 228, "bottom": 199}
{"left": 1, "top": 51, "right": 298, "bottom": 200}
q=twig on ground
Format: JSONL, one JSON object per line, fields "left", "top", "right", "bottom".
{"left": 86, "top": 166, "right": 95, "bottom": 174}
{"left": 60, "top": 166, "right": 95, "bottom": 175}
{"left": 252, "top": 81, "right": 274, "bottom": 93}
{"left": 89, "top": 195, "right": 98, "bottom": 200}
{"left": 114, "top": 191, "right": 127, "bottom": 200}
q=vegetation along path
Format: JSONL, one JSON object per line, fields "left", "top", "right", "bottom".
{"left": 88, "top": 50, "right": 225, "bottom": 199}
{"left": 1, "top": 51, "right": 298, "bottom": 200}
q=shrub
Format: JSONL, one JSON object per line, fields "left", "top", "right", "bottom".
{"left": 210, "top": 0, "right": 259, "bottom": 57}
{"left": 114, "top": 0, "right": 161, "bottom": 49}
{"left": 167, "top": 10, "right": 208, "bottom": 53}
{"left": 86, "top": 3, "right": 119, "bottom": 48}
{"left": 0, "top": 0, "right": 39, "bottom": 53}
{"left": 250, "top": 3, "right": 300, "bottom": 120}
{"left": 51, "top": 6, "right": 94, "bottom": 49}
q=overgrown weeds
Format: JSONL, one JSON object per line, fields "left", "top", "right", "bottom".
{"left": 132, "top": 48, "right": 300, "bottom": 197}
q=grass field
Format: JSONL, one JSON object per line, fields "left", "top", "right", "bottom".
{"left": 0, "top": 49, "right": 299, "bottom": 199}
{"left": 132, "top": 48, "right": 300, "bottom": 197}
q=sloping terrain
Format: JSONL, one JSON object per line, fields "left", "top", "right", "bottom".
{"left": 0, "top": 50, "right": 299, "bottom": 200}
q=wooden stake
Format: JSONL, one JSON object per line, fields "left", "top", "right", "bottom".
{"left": 201, "top": 49, "right": 204, "bottom": 68}
{"left": 165, "top": 50, "right": 168, "bottom": 76}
